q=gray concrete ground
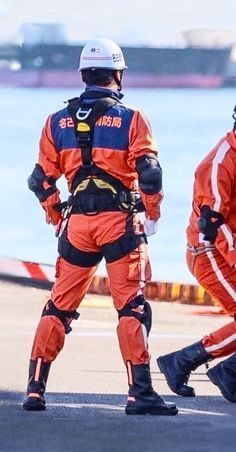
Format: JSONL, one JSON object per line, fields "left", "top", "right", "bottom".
{"left": 0, "top": 280, "right": 235, "bottom": 452}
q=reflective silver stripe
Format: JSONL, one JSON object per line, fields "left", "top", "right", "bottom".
{"left": 205, "top": 333, "right": 236, "bottom": 353}
{"left": 187, "top": 243, "right": 215, "bottom": 256}
{"left": 137, "top": 242, "right": 147, "bottom": 289}
{"left": 206, "top": 250, "right": 236, "bottom": 302}
{"left": 211, "top": 140, "right": 230, "bottom": 212}
{"left": 220, "top": 223, "right": 235, "bottom": 251}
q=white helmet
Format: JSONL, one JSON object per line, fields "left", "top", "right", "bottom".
{"left": 78, "top": 37, "right": 127, "bottom": 71}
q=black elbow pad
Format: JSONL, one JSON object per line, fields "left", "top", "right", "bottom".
{"left": 197, "top": 205, "right": 224, "bottom": 242}
{"left": 136, "top": 154, "right": 162, "bottom": 194}
{"left": 28, "top": 164, "right": 57, "bottom": 202}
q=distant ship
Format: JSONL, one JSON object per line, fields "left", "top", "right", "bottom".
{"left": 0, "top": 26, "right": 233, "bottom": 89}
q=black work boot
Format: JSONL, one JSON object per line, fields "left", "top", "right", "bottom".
{"left": 157, "top": 341, "right": 212, "bottom": 397}
{"left": 207, "top": 354, "right": 236, "bottom": 402}
{"left": 125, "top": 362, "right": 178, "bottom": 415}
{"left": 23, "top": 358, "right": 51, "bottom": 411}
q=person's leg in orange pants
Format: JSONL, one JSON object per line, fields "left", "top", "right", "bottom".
{"left": 106, "top": 243, "right": 177, "bottom": 414}
{"left": 23, "top": 256, "right": 98, "bottom": 411}
{"left": 157, "top": 248, "right": 236, "bottom": 401}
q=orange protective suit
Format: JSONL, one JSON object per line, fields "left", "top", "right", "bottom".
{"left": 187, "top": 130, "right": 236, "bottom": 357}
{"left": 29, "top": 86, "right": 163, "bottom": 367}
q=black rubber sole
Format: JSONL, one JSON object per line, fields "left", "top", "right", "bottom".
{"left": 157, "top": 357, "right": 195, "bottom": 397}
{"left": 23, "top": 398, "right": 46, "bottom": 411}
{"left": 207, "top": 369, "right": 236, "bottom": 403}
{"left": 126, "top": 407, "right": 178, "bottom": 416}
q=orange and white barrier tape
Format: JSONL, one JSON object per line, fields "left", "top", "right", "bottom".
{"left": 0, "top": 256, "right": 219, "bottom": 307}
{"left": 0, "top": 256, "right": 55, "bottom": 287}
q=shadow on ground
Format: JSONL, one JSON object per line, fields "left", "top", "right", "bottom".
{"left": 0, "top": 390, "right": 235, "bottom": 452}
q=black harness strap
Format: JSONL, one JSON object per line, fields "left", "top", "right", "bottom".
{"left": 67, "top": 96, "right": 118, "bottom": 167}
{"left": 58, "top": 214, "right": 146, "bottom": 266}
{"left": 67, "top": 190, "right": 144, "bottom": 214}
{"left": 102, "top": 232, "right": 146, "bottom": 263}
{"left": 102, "top": 215, "right": 147, "bottom": 263}
{"left": 58, "top": 224, "right": 103, "bottom": 267}
{"left": 65, "top": 95, "right": 145, "bottom": 215}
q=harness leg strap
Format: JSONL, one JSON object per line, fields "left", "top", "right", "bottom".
{"left": 41, "top": 299, "right": 80, "bottom": 334}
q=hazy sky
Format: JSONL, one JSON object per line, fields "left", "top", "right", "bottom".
{"left": 0, "top": 0, "right": 236, "bottom": 46}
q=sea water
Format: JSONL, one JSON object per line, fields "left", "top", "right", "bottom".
{"left": 0, "top": 87, "right": 235, "bottom": 284}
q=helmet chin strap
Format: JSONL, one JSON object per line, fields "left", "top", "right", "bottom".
{"left": 233, "top": 105, "right": 236, "bottom": 131}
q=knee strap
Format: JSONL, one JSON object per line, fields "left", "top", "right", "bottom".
{"left": 41, "top": 299, "right": 80, "bottom": 334}
{"left": 118, "top": 295, "right": 152, "bottom": 336}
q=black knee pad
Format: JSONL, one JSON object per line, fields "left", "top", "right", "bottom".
{"left": 118, "top": 295, "right": 152, "bottom": 336}
{"left": 41, "top": 299, "right": 80, "bottom": 334}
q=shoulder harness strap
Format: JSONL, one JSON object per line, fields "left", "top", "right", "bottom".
{"left": 67, "top": 96, "right": 118, "bottom": 167}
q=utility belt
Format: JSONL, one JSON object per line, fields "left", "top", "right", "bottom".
{"left": 68, "top": 190, "right": 144, "bottom": 215}
{"left": 55, "top": 188, "right": 144, "bottom": 237}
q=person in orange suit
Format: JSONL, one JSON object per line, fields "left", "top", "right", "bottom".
{"left": 23, "top": 37, "right": 177, "bottom": 416}
{"left": 157, "top": 106, "right": 236, "bottom": 403}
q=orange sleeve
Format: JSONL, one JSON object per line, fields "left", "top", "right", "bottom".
{"left": 38, "top": 115, "right": 62, "bottom": 179}
{"left": 128, "top": 109, "right": 163, "bottom": 220}
{"left": 140, "top": 193, "right": 163, "bottom": 221}
{"left": 37, "top": 115, "right": 62, "bottom": 225}
{"left": 196, "top": 150, "right": 236, "bottom": 266}
{"left": 212, "top": 162, "right": 236, "bottom": 266}
{"left": 128, "top": 109, "right": 157, "bottom": 162}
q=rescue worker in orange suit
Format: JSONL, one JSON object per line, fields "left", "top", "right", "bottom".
{"left": 23, "top": 38, "right": 178, "bottom": 415}
{"left": 157, "top": 106, "right": 236, "bottom": 403}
